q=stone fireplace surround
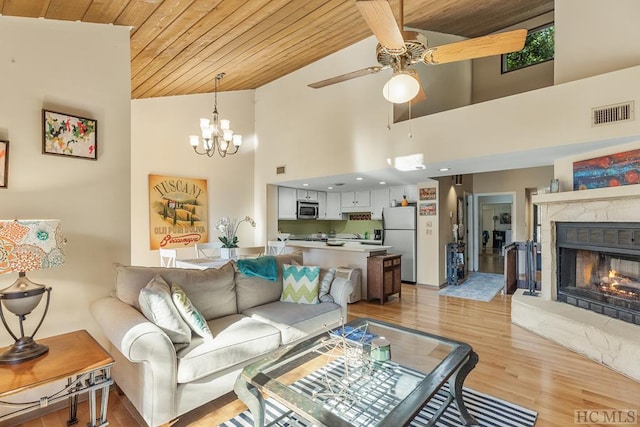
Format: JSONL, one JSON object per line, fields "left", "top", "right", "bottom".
{"left": 511, "top": 185, "right": 640, "bottom": 382}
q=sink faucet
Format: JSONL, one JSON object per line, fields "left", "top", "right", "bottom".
{"left": 353, "top": 233, "right": 362, "bottom": 239}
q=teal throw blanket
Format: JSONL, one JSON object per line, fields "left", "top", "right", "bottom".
{"left": 236, "top": 256, "right": 278, "bottom": 282}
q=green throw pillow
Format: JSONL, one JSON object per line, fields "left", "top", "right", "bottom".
{"left": 281, "top": 264, "right": 320, "bottom": 304}
{"left": 138, "top": 275, "right": 191, "bottom": 345}
{"left": 171, "top": 283, "right": 213, "bottom": 339}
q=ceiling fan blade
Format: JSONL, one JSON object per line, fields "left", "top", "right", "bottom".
{"left": 356, "top": 0, "right": 406, "bottom": 53}
{"left": 422, "top": 29, "right": 527, "bottom": 65}
{"left": 308, "top": 66, "right": 385, "bottom": 89}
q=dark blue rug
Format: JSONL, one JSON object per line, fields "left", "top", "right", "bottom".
{"left": 438, "top": 272, "right": 504, "bottom": 302}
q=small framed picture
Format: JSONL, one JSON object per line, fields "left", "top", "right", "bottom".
{"left": 419, "top": 187, "right": 436, "bottom": 200}
{"left": 0, "top": 140, "right": 8, "bottom": 188}
{"left": 550, "top": 179, "right": 560, "bottom": 193}
{"left": 43, "top": 109, "right": 97, "bottom": 160}
{"left": 419, "top": 202, "right": 437, "bottom": 216}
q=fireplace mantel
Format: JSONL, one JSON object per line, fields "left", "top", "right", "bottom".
{"left": 512, "top": 184, "right": 640, "bottom": 382}
{"left": 533, "top": 185, "right": 640, "bottom": 206}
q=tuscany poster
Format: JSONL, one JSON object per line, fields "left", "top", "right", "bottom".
{"left": 148, "top": 174, "right": 208, "bottom": 250}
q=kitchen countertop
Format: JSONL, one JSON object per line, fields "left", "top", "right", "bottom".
{"left": 286, "top": 241, "right": 391, "bottom": 253}
{"left": 328, "top": 238, "right": 383, "bottom": 245}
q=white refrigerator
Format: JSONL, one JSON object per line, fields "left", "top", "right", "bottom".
{"left": 382, "top": 206, "right": 417, "bottom": 283}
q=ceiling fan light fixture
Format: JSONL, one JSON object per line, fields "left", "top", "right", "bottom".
{"left": 382, "top": 72, "right": 420, "bottom": 104}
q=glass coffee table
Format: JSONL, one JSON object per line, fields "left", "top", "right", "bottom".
{"left": 234, "top": 317, "right": 479, "bottom": 426}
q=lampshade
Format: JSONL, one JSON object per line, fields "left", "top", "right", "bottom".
{"left": 0, "top": 219, "right": 65, "bottom": 364}
{"left": 382, "top": 72, "right": 420, "bottom": 104}
{"left": 0, "top": 219, "right": 65, "bottom": 274}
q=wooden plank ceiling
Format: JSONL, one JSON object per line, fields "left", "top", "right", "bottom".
{"left": 1, "top": 0, "right": 553, "bottom": 99}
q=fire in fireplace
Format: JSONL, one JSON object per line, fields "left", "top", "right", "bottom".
{"left": 556, "top": 222, "right": 640, "bottom": 325}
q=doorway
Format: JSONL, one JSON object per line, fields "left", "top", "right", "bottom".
{"left": 473, "top": 194, "right": 514, "bottom": 274}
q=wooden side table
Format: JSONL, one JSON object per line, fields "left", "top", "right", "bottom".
{"left": 367, "top": 253, "right": 402, "bottom": 304}
{"left": 0, "top": 330, "right": 114, "bottom": 427}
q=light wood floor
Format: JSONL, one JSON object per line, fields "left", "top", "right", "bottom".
{"left": 12, "top": 284, "right": 640, "bottom": 426}
{"left": 478, "top": 247, "right": 504, "bottom": 274}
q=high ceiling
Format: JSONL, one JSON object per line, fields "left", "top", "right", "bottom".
{"left": 1, "top": 0, "right": 553, "bottom": 99}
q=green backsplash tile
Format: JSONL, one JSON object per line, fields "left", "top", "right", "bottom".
{"left": 278, "top": 219, "right": 382, "bottom": 236}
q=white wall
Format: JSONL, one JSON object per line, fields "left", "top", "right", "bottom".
{"left": 416, "top": 181, "right": 440, "bottom": 286}
{"left": 0, "top": 16, "right": 130, "bottom": 414}
{"left": 0, "top": 16, "right": 131, "bottom": 345}
{"left": 131, "top": 91, "right": 256, "bottom": 265}
{"left": 555, "top": 0, "right": 640, "bottom": 84}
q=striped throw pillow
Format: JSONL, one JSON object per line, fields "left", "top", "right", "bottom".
{"left": 281, "top": 264, "right": 320, "bottom": 304}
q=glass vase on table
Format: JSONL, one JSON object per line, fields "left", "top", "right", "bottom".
{"left": 220, "top": 247, "right": 237, "bottom": 259}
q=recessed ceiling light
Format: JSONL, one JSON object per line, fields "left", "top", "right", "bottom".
{"left": 302, "top": 183, "right": 309, "bottom": 187}
{"left": 327, "top": 186, "right": 333, "bottom": 190}
{"left": 356, "top": 177, "right": 363, "bottom": 181}
{"left": 379, "top": 181, "right": 386, "bottom": 185}
{"left": 439, "top": 167, "right": 450, "bottom": 172}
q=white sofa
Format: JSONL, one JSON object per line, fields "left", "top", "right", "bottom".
{"left": 90, "top": 252, "right": 352, "bottom": 426}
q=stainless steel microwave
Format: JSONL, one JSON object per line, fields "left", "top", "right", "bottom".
{"left": 297, "top": 201, "right": 319, "bottom": 219}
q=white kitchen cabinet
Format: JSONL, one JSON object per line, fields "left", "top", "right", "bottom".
{"left": 405, "top": 185, "right": 418, "bottom": 202}
{"left": 371, "top": 188, "right": 390, "bottom": 220}
{"left": 278, "top": 187, "right": 297, "bottom": 220}
{"left": 341, "top": 191, "right": 371, "bottom": 211}
{"left": 317, "top": 191, "right": 327, "bottom": 219}
{"left": 296, "top": 189, "right": 318, "bottom": 201}
{"left": 325, "top": 192, "right": 342, "bottom": 219}
{"left": 389, "top": 185, "right": 418, "bottom": 204}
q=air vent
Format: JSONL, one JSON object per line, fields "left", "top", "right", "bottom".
{"left": 591, "top": 101, "right": 634, "bottom": 127}
{"left": 276, "top": 165, "right": 286, "bottom": 175}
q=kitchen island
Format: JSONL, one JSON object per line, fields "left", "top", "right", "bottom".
{"left": 286, "top": 241, "right": 392, "bottom": 300}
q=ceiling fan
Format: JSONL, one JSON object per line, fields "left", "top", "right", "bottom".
{"left": 308, "top": 0, "right": 527, "bottom": 104}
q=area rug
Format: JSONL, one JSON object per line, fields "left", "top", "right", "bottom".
{"left": 221, "top": 358, "right": 537, "bottom": 427}
{"left": 438, "top": 272, "right": 504, "bottom": 302}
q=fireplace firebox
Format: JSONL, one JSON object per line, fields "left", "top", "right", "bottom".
{"left": 556, "top": 222, "right": 640, "bottom": 325}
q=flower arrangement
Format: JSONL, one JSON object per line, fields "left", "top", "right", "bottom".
{"left": 215, "top": 216, "right": 256, "bottom": 248}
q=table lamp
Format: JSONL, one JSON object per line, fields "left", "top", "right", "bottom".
{"left": 0, "top": 219, "right": 65, "bottom": 364}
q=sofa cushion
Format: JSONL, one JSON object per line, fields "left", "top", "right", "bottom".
{"left": 175, "top": 314, "right": 281, "bottom": 383}
{"left": 281, "top": 264, "right": 320, "bottom": 304}
{"left": 138, "top": 275, "right": 191, "bottom": 346}
{"left": 113, "top": 262, "right": 237, "bottom": 320}
{"left": 172, "top": 284, "right": 213, "bottom": 339}
{"left": 235, "top": 251, "right": 303, "bottom": 312}
{"left": 243, "top": 301, "right": 342, "bottom": 344}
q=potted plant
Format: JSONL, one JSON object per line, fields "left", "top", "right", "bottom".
{"left": 215, "top": 216, "right": 256, "bottom": 258}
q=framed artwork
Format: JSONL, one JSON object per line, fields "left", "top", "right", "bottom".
{"left": 419, "top": 202, "right": 437, "bottom": 216}
{"left": 149, "top": 174, "right": 208, "bottom": 250}
{"left": 500, "top": 213, "right": 511, "bottom": 224}
{"left": 419, "top": 187, "right": 436, "bottom": 200}
{"left": 42, "top": 109, "right": 97, "bottom": 160}
{"left": 573, "top": 148, "right": 640, "bottom": 190}
{"left": 0, "top": 140, "right": 8, "bottom": 189}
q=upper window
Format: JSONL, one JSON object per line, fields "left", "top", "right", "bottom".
{"left": 502, "top": 23, "right": 555, "bottom": 73}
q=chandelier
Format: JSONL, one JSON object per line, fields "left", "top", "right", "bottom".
{"left": 189, "top": 72, "right": 242, "bottom": 157}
